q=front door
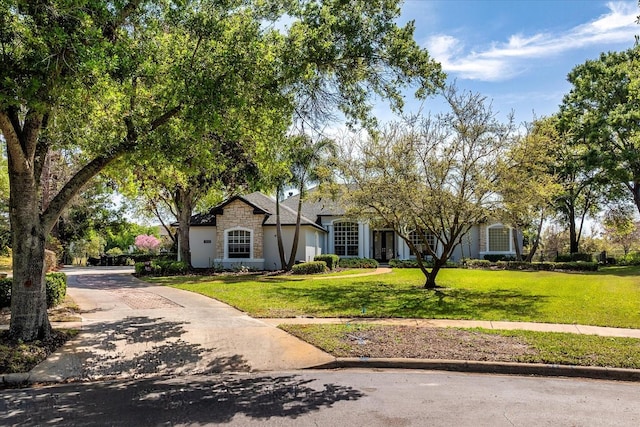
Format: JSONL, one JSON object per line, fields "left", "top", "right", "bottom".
{"left": 373, "top": 230, "right": 395, "bottom": 262}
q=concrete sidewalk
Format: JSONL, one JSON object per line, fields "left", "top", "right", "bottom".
{"left": 261, "top": 317, "right": 640, "bottom": 339}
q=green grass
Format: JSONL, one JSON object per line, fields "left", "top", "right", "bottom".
{"left": 0, "top": 255, "right": 11, "bottom": 271}
{"left": 0, "top": 329, "right": 78, "bottom": 374}
{"left": 486, "top": 329, "right": 640, "bottom": 368}
{"left": 144, "top": 266, "right": 640, "bottom": 328}
{"left": 279, "top": 324, "right": 640, "bottom": 369}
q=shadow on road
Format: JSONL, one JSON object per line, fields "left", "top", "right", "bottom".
{"left": 1, "top": 374, "right": 364, "bottom": 425}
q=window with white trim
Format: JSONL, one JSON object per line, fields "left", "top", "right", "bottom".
{"left": 408, "top": 230, "right": 435, "bottom": 256}
{"left": 488, "top": 226, "right": 510, "bottom": 252}
{"left": 334, "top": 221, "right": 359, "bottom": 256}
{"left": 227, "top": 229, "right": 251, "bottom": 258}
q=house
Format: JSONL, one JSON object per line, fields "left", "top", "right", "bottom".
{"left": 185, "top": 191, "right": 521, "bottom": 269}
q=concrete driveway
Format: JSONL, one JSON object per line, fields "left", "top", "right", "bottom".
{"left": 31, "top": 267, "right": 334, "bottom": 382}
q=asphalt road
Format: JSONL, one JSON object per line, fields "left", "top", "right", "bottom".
{"left": 2, "top": 369, "right": 639, "bottom": 426}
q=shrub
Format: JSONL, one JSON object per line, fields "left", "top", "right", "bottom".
{"left": 0, "top": 278, "right": 10, "bottom": 308}
{"left": 553, "top": 261, "right": 599, "bottom": 272}
{"left": 45, "top": 272, "right": 67, "bottom": 307}
{"left": 483, "top": 254, "right": 515, "bottom": 262}
{"left": 165, "top": 261, "right": 189, "bottom": 275}
{"left": 44, "top": 249, "right": 58, "bottom": 272}
{"left": 390, "top": 259, "right": 421, "bottom": 268}
{"left": 465, "top": 259, "right": 492, "bottom": 268}
{"left": 618, "top": 252, "right": 640, "bottom": 266}
{"left": 314, "top": 254, "right": 340, "bottom": 270}
{"left": 338, "top": 257, "right": 378, "bottom": 269}
{"left": 390, "top": 259, "right": 459, "bottom": 269}
{"left": 535, "top": 262, "right": 556, "bottom": 271}
{"left": 0, "top": 273, "right": 67, "bottom": 308}
{"left": 106, "top": 247, "right": 124, "bottom": 256}
{"left": 292, "top": 261, "right": 327, "bottom": 275}
{"left": 556, "top": 253, "right": 593, "bottom": 263}
{"left": 135, "top": 260, "right": 189, "bottom": 276}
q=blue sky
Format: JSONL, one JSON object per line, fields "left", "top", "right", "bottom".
{"left": 378, "top": 0, "right": 639, "bottom": 124}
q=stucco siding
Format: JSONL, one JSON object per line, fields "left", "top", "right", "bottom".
{"left": 190, "top": 227, "right": 216, "bottom": 268}
{"left": 263, "top": 226, "right": 323, "bottom": 269}
{"left": 451, "top": 225, "right": 480, "bottom": 261}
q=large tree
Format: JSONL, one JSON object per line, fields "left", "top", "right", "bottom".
{"left": 496, "top": 118, "right": 562, "bottom": 261}
{"left": 551, "top": 110, "right": 610, "bottom": 255}
{"left": 560, "top": 46, "right": 640, "bottom": 217}
{"left": 0, "top": 0, "right": 443, "bottom": 341}
{"left": 341, "top": 86, "right": 512, "bottom": 288}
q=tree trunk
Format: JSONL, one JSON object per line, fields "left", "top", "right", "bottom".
{"left": 9, "top": 171, "right": 51, "bottom": 341}
{"left": 176, "top": 188, "right": 193, "bottom": 268}
{"left": 424, "top": 261, "right": 442, "bottom": 289}
{"left": 525, "top": 209, "right": 545, "bottom": 262}
{"left": 275, "top": 186, "right": 287, "bottom": 270}
{"left": 568, "top": 205, "right": 579, "bottom": 254}
{"left": 285, "top": 186, "right": 304, "bottom": 271}
{"left": 512, "top": 226, "right": 522, "bottom": 261}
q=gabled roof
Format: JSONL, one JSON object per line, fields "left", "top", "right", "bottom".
{"left": 190, "top": 191, "right": 326, "bottom": 232}
{"left": 212, "top": 193, "right": 270, "bottom": 215}
{"left": 189, "top": 211, "right": 216, "bottom": 226}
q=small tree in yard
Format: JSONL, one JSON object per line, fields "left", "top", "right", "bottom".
{"left": 134, "top": 235, "right": 161, "bottom": 253}
{"left": 341, "top": 86, "right": 513, "bottom": 289}
{"left": 602, "top": 205, "right": 640, "bottom": 256}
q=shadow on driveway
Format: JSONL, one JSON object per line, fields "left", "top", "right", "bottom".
{"left": 48, "top": 316, "right": 251, "bottom": 381}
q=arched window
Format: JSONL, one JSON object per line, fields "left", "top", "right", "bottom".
{"left": 334, "top": 221, "right": 359, "bottom": 256}
{"left": 408, "top": 230, "right": 435, "bottom": 256}
{"left": 227, "top": 229, "right": 251, "bottom": 258}
{"left": 488, "top": 225, "right": 511, "bottom": 252}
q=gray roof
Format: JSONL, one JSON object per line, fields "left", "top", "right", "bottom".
{"left": 281, "top": 187, "right": 348, "bottom": 217}
{"left": 191, "top": 191, "right": 326, "bottom": 232}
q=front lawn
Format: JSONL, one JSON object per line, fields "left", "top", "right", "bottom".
{"left": 144, "top": 266, "right": 640, "bottom": 328}
{"left": 280, "top": 324, "right": 640, "bottom": 369}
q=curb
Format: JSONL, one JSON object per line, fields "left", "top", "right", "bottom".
{"left": 312, "top": 358, "right": 640, "bottom": 382}
{"left": 1, "top": 373, "right": 31, "bottom": 387}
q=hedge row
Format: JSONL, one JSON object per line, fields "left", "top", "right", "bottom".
{"left": 134, "top": 260, "right": 189, "bottom": 276}
{"left": 389, "top": 259, "right": 459, "bottom": 269}
{"left": 0, "top": 272, "right": 67, "bottom": 308}
{"left": 313, "top": 254, "right": 340, "bottom": 270}
{"left": 338, "top": 257, "right": 378, "bottom": 268}
{"left": 89, "top": 253, "right": 178, "bottom": 267}
{"left": 555, "top": 253, "right": 593, "bottom": 262}
{"left": 292, "top": 261, "right": 328, "bottom": 275}
{"left": 466, "top": 259, "right": 599, "bottom": 272}
{"left": 389, "top": 258, "right": 599, "bottom": 272}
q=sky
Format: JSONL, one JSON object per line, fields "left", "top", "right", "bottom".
{"left": 374, "top": 0, "right": 639, "bottom": 125}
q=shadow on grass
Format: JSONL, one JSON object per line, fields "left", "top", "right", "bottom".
{"left": 265, "top": 282, "right": 548, "bottom": 320}
{"left": 1, "top": 374, "right": 364, "bottom": 425}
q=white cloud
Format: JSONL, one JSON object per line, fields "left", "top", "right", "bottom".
{"left": 426, "top": 1, "right": 638, "bottom": 81}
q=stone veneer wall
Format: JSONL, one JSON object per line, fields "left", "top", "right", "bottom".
{"left": 215, "top": 199, "right": 264, "bottom": 259}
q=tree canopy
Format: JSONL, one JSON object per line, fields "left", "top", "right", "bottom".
{"left": 340, "top": 86, "right": 512, "bottom": 288}
{"left": 0, "top": 0, "right": 444, "bottom": 341}
{"left": 560, "top": 46, "right": 640, "bottom": 216}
